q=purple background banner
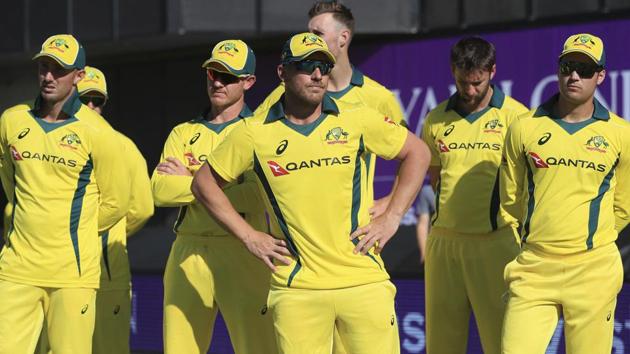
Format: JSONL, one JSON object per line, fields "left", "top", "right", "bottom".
{"left": 344, "top": 19, "right": 630, "bottom": 198}
{"left": 129, "top": 275, "right": 630, "bottom": 354}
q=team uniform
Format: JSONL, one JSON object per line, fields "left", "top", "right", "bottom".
{"left": 93, "top": 132, "right": 153, "bottom": 354}
{"left": 500, "top": 95, "right": 630, "bottom": 353}
{"left": 152, "top": 106, "right": 276, "bottom": 354}
{"left": 0, "top": 93, "right": 129, "bottom": 354}
{"left": 207, "top": 95, "right": 407, "bottom": 354}
{"left": 421, "top": 86, "right": 528, "bottom": 354}
{"left": 256, "top": 67, "right": 406, "bottom": 206}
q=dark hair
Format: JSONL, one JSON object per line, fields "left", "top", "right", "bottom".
{"left": 308, "top": 1, "right": 355, "bottom": 34}
{"left": 450, "top": 37, "right": 496, "bottom": 71}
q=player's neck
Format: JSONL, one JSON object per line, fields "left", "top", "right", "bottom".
{"left": 327, "top": 54, "right": 353, "bottom": 92}
{"left": 38, "top": 91, "right": 73, "bottom": 123}
{"left": 207, "top": 98, "right": 244, "bottom": 124}
{"left": 554, "top": 96, "right": 595, "bottom": 123}
{"left": 456, "top": 86, "right": 493, "bottom": 114}
{"left": 283, "top": 92, "right": 322, "bottom": 125}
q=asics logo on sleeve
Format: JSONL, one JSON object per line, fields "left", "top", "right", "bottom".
{"left": 17, "top": 128, "right": 30, "bottom": 139}
{"left": 276, "top": 140, "right": 288, "bottom": 155}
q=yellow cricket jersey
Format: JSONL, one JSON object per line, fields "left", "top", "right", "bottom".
{"left": 0, "top": 92, "right": 129, "bottom": 288}
{"left": 255, "top": 67, "right": 406, "bottom": 205}
{"left": 152, "top": 106, "right": 266, "bottom": 237}
{"left": 100, "top": 132, "right": 153, "bottom": 290}
{"left": 422, "top": 85, "right": 529, "bottom": 234}
{"left": 207, "top": 95, "right": 408, "bottom": 290}
{"left": 501, "top": 94, "right": 630, "bottom": 255}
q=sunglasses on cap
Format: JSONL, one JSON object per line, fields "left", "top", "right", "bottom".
{"left": 79, "top": 95, "right": 106, "bottom": 108}
{"left": 559, "top": 61, "right": 603, "bottom": 79}
{"left": 289, "top": 60, "right": 334, "bottom": 75}
{"left": 206, "top": 69, "right": 242, "bottom": 85}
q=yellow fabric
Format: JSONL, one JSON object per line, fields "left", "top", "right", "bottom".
{"left": 502, "top": 243, "right": 622, "bottom": 354}
{"left": 0, "top": 280, "right": 95, "bottom": 354}
{"left": 254, "top": 70, "right": 406, "bottom": 206}
{"left": 500, "top": 97, "right": 630, "bottom": 254}
{"left": 99, "top": 133, "right": 152, "bottom": 291}
{"left": 151, "top": 113, "right": 266, "bottom": 237}
{"left": 163, "top": 236, "right": 276, "bottom": 354}
{"left": 0, "top": 103, "right": 129, "bottom": 288}
{"left": 422, "top": 88, "right": 528, "bottom": 234}
{"left": 92, "top": 289, "right": 131, "bottom": 354}
{"left": 201, "top": 39, "right": 255, "bottom": 76}
{"left": 32, "top": 34, "right": 82, "bottom": 69}
{"left": 424, "top": 226, "right": 520, "bottom": 354}
{"left": 77, "top": 66, "right": 108, "bottom": 97}
{"left": 119, "top": 132, "right": 153, "bottom": 237}
{"left": 560, "top": 33, "right": 605, "bottom": 65}
{"left": 282, "top": 32, "right": 336, "bottom": 64}
{"left": 207, "top": 97, "right": 407, "bottom": 289}
{"left": 268, "top": 280, "right": 400, "bottom": 354}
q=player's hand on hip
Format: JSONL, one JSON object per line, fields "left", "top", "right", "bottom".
{"left": 369, "top": 195, "right": 391, "bottom": 219}
{"left": 156, "top": 157, "right": 192, "bottom": 176}
{"left": 350, "top": 212, "right": 402, "bottom": 255}
{"left": 244, "top": 231, "right": 292, "bottom": 272}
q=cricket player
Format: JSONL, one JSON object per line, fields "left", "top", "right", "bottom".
{"left": 256, "top": 1, "right": 406, "bottom": 220}
{"left": 501, "top": 33, "right": 630, "bottom": 354}
{"left": 0, "top": 34, "right": 129, "bottom": 354}
{"left": 191, "top": 32, "right": 430, "bottom": 354}
{"left": 152, "top": 40, "right": 277, "bottom": 354}
{"left": 421, "top": 37, "right": 528, "bottom": 354}
{"left": 77, "top": 66, "right": 154, "bottom": 354}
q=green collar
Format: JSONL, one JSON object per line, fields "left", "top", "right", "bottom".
{"left": 32, "top": 90, "right": 82, "bottom": 118}
{"left": 533, "top": 94, "right": 610, "bottom": 121}
{"left": 327, "top": 67, "right": 364, "bottom": 100}
{"left": 348, "top": 66, "right": 365, "bottom": 87}
{"left": 198, "top": 105, "right": 253, "bottom": 134}
{"left": 264, "top": 94, "right": 339, "bottom": 124}
{"left": 445, "top": 84, "right": 506, "bottom": 113}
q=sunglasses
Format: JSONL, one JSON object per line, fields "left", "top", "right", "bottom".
{"left": 290, "top": 60, "right": 334, "bottom": 75}
{"left": 79, "top": 95, "right": 106, "bottom": 108}
{"left": 559, "top": 61, "right": 603, "bottom": 78}
{"left": 206, "top": 69, "right": 241, "bottom": 85}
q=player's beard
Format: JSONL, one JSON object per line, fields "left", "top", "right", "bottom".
{"left": 462, "top": 84, "right": 490, "bottom": 108}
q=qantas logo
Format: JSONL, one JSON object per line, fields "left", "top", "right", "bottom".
{"left": 528, "top": 152, "right": 606, "bottom": 172}
{"left": 437, "top": 140, "right": 449, "bottom": 152}
{"left": 184, "top": 152, "right": 201, "bottom": 166}
{"left": 10, "top": 149, "right": 78, "bottom": 167}
{"left": 384, "top": 117, "right": 397, "bottom": 125}
{"left": 267, "top": 161, "right": 289, "bottom": 176}
{"left": 437, "top": 140, "right": 500, "bottom": 152}
{"left": 528, "top": 152, "right": 549, "bottom": 168}
{"left": 10, "top": 146, "right": 22, "bottom": 160}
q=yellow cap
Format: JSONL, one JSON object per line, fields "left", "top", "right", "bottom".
{"left": 559, "top": 33, "right": 605, "bottom": 67}
{"left": 32, "top": 34, "right": 86, "bottom": 69}
{"left": 77, "top": 66, "right": 108, "bottom": 98}
{"left": 201, "top": 40, "right": 256, "bottom": 76}
{"left": 281, "top": 32, "right": 336, "bottom": 64}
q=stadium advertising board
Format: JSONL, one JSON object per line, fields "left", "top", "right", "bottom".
{"left": 354, "top": 18, "right": 630, "bottom": 197}
{"left": 129, "top": 275, "right": 630, "bottom": 353}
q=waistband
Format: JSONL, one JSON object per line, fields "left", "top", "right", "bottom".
{"left": 429, "top": 225, "right": 518, "bottom": 240}
{"left": 522, "top": 241, "right": 619, "bottom": 261}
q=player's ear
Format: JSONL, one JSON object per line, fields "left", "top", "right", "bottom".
{"left": 242, "top": 75, "right": 256, "bottom": 91}
{"left": 339, "top": 29, "right": 351, "bottom": 49}
{"left": 74, "top": 69, "right": 85, "bottom": 85}
{"left": 596, "top": 69, "right": 606, "bottom": 85}
{"left": 277, "top": 64, "right": 285, "bottom": 82}
{"left": 489, "top": 64, "right": 496, "bottom": 81}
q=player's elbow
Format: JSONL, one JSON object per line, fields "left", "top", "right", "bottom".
{"left": 401, "top": 134, "right": 431, "bottom": 170}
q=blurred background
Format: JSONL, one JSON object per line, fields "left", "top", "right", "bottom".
{"left": 1, "top": 0, "right": 630, "bottom": 353}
